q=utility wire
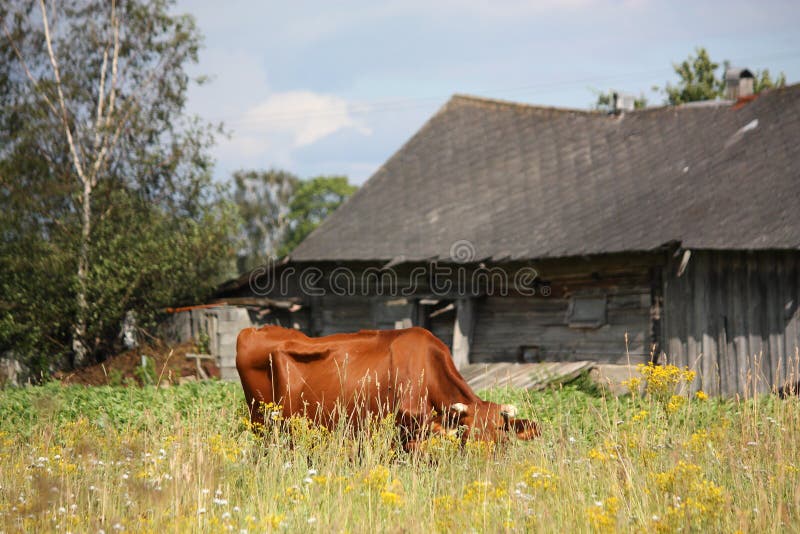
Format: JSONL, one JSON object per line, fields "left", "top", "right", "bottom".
{"left": 214, "top": 49, "right": 800, "bottom": 126}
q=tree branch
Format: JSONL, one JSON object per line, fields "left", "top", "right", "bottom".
{"left": 1, "top": 19, "right": 58, "bottom": 116}
{"left": 38, "top": 0, "right": 87, "bottom": 187}
{"left": 92, "top": 51, "right": 178, "bottom": 184}
{"left": 89, "top": 0, "right": 120, "bottom": 189}
{"left": 91, "top": 32, "right": 110, "bottom": 157}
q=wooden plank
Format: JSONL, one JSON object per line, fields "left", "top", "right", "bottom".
{"left": 210, "top": 296, "right": 301, "bottom": 309}
{"left": 774, "top": 254, "right": 788, "bottom": 389}
{"left": 764, "top": 253, "right": 780, "bottom": 392}
{"left": 681, "top": 252, "right": 695, "bottom": 370}
{"left": 661, "top": 259, "right": 675, "bottom": 366}
{"left": 730, "top": 253, "right": 749, "bottom": 396}
{"left": 663, "top": 255, "right": 688, "bottom": 368}
{"left": 186, "top": 352, "right": 214, "bottom": 360}
{"left": 309, "top": 295, "right": 322, "bottom": 336}
{"left": 429, "top": 318, "right": 454, "bottom": 349}
{"left": 788, "top": 257, "right": 800, "bottom": 387}
{"left": 186, "top": 353, "right": 211, "bottom": 380}
{"left": 696, "top": 252, "right": 718, "bottom": 395}
{"left": 672, "top": 255, "right": 687, "bottom": 367}
{"left": 691, "top": 252, "right": 707, "bottom": 392}
{"left": 724, "top": 254, "right": 740, "bottom": 396}
{"left": 714, "top": 252, "right": 732, "bottom": 396}
{"left": 746, "top": 253, "right": 767, "bottom": 394}
{"left": 452, "top": 298, "right": 476, "bottom": 369}
{"left": 649, "top": 266, "right": 663, "bottom": 362}
{"left": 461, "top": 361, "right": 593, "bottom": 391}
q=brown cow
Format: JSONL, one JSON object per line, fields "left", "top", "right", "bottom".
{"left": 236, "top": 325, "right": 540, "bottom": 450}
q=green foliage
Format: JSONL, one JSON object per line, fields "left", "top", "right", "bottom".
{"left": 560, "top": 370, "right": 605, "bottom": 396}
{"left": 0, "top": 0, "right": 237, "bottom": 372}
{"left": 662, "top": 47, "right": 787, "bottom": 105}
{"left": 232, "top": 169, "right": 299, "bottom": 272}
{"left": 133, "top": 355, "right": 156, "bottom": 385}
{"left": 279, "top": 175, "right": 358, "bottom": 257}
{"left": 196, "top": 331, "right": 211, "bottom": 355}
{"left": 107, "top": 368, "right": 124, "bottom": 387}
{"left": 590, "top": 45, "right": 789, "bottom": 110}
{"left": 753, "top": 68, "right": 787, "bottom": 94}
{"left": 230, "top": 171, "right": 357, "bottom": 270}
{"left": 0, "top": 380, "right": 240, "bottom": 436}
{"left": 664, "top": 47, "right": 722, "bottom": 105}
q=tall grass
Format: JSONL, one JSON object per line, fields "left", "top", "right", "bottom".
{"left": 0, "top": 375, "right": 798, "bottom": 532}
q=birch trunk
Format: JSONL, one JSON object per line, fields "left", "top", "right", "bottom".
{"left": 37, "top": 0, "right": 120, "bottom": 365}
{"left": 72, "top": 179, "right": 92, "bottom": 364}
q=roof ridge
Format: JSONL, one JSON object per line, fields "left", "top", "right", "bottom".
{"left": 450, "top": 82, "right": 800, "bottom": 115}
{"left": 449, "top": 93, "right": 600, "bottom": 115}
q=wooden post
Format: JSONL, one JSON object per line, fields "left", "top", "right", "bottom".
{"left": 186, "top": 353, "right": 213, "bottom": 380}
{"left": 452, "top": 298, "right": 476, "bottom": 369}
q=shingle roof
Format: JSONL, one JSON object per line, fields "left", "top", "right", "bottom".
{"left": 291, "top": 85, "right": 800, "bottom": 263}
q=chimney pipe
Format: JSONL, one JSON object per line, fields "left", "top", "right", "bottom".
{"left": 725, "top": 68, "right": 754, "bottom": 99}
{"left": 612, "top": 92, "right": 636, "bottom": 114}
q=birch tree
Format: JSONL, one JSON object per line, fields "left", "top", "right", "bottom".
{"left": 1, "top": 0, "right": 235, "bottom": 369}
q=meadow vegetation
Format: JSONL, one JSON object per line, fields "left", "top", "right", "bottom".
{"left": 1, "top": 367, "right": 798, "bottom": 533}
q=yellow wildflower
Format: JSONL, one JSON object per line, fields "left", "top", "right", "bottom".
{"left": 622, "top": 376, "right": 643, "bottom": 394}
{"left": 632, "top": 409, "right": 649, "bottom": 422}
{"left": 284, "top": 485, "right": 305, "bottom": 503}
{"left": 586, "top": 497, "right": 619, "bottom": 533}
{"left": 463, "top": 480, "right": 506, "bottom": 503}
{"left": 666, "top": 395, "right": 686, "bottom": 414}
{"left": 380, "top": 490, "right": 403, "bottom": 507}
{"left": 522, "top": 466, "right": 558, "bottom": 491}
{"left": 686, "top": 429, "right": 711, "bottom": 452}
{"left": 637, "top": 362, "right": 696, "bottom": 398}
{"left": 363, "top": 465, "right": 391, "bottom": 489}
{"left": 588, "top": 448, "right": 609, "bottom": 462}
{"left": 434, "top": 495, "right": 457, "bottom": 513}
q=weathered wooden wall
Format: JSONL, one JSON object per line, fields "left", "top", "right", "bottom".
{"left": 663, "top": 250, "right": 800, "bottom": 396}
{"left": 220, "top": 252, "right": 800, "bottom": 394}
{"left": 470, "top": 290, "right": 651, "bottom": 364}
{"left": 294, "top": 257, "right": 660, "bottom": 367}
{"left": 426, "top": 304, "right": 455, "bottom": 349}
{"left": 310, "top": 296, "right": 414, "bottom": 337}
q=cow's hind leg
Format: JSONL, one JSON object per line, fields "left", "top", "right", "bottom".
{"left": 236, "top": 330, "right": 278, "bottom": 432}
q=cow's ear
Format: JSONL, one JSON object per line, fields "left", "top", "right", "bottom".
{"left": 511, "top": 418, "right": 540, "bottom": 440}
{"left": 445, "top": 402, "right": 468, "bottom": 425}
{"left": 499, "top": 404, "right": 517, "bottom": 419}
{"left": 450, "top": 402, "right": 468, "bottom": 414}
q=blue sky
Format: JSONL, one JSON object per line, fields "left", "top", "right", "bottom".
{"left": 174, "top": 0, "right": 800, "bottom": 185}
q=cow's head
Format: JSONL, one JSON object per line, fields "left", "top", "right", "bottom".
{"left": 439, "top": 401, "right": 540, "bottom": 443}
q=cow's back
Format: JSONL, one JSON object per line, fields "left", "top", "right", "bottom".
{"left": 236, "top": 326, "right": 403, "bottom": 426}
{"left": 386, "top": 327, "right": 481, "bottom": 412}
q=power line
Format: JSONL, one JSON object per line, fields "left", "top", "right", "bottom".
{"left": 223, "top": 68, "right": 673, "bottom": 126}
{"left": 213, "top": 49, "right": 800, "bottom": 126}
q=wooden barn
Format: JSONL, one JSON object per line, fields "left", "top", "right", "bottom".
{"left": 220, "top": 82, "right": 800, "bottom": 396}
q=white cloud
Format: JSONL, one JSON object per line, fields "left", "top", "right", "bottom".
{"left": 236, "top": 91, "right": 372, "bottom": 148}
{"left": 211, "top": 90, "right": 372, "bottom": 175}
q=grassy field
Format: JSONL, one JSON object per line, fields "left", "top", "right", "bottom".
{"left": 1, "top": 368, "right": 798, "bottom": 533}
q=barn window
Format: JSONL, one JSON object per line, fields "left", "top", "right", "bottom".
{"left": 566, "top": 295, "right": 607, "bottom": 328}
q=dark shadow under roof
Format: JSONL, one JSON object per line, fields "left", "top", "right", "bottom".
{"left": 291, "top": 86, "right": 800, "bottom": 263}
